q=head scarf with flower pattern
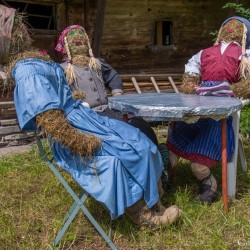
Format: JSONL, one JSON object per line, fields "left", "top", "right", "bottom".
{"left": 55, "top": 25, "right": 101, "bottom": 84}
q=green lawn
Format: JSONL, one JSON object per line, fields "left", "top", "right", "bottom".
{"left": 0, "top": 138, "right": 250, "bottom": 250}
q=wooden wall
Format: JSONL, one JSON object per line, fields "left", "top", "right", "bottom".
{"left": 101, "top": 0, "right": 250, "bottom": 74}
{"left": 2, "top": 0, "right": 249, "bottom": 72}
{"left": 31, "top": 0, "right": 97, "bottom": 62}
{"left": 1, "top": 0, "right": 249, "bottom": 145}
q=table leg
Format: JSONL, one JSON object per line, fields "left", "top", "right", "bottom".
{"left": 221, "top": 118, "right": 228, "bottom": 212}
{"left": 123, "top": 114, "right": 128, "bottom": 123}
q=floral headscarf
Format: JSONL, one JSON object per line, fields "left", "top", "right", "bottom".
{"left": 55, "top": 25, "right": 102, "bottom": 84}
{"left": 55, "top": 25, "right": 87, "bottom": 54}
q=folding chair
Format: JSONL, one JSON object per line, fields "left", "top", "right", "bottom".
{"left": 36, "top": 136, "right": 117, "bottom": 249}
{"left": 227, "top": 99, "right": 249, "bottom": 198}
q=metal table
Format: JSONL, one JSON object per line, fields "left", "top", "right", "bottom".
{"left": 109, "top": 93, "right": 242, "bottom": 211}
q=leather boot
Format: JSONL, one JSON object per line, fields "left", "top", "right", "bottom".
{"left": 126, "top": 199, "right": 181, "bottom": 228}
{"left": 191, "top": 163, "right": 218, "bottom": 204}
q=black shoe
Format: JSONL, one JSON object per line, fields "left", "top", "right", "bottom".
{"left": 198, "top": 183, "right": 218, "bottom": 204}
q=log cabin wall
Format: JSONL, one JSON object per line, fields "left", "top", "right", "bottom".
{"left": 1, "top": 0, "right": 249, "bottom": 73}
{"left": 0, "top": 0, "right": 97, "bottom": 146}
{"left": 1, "top": 0, "right": 249, "bottom": 75}
{"left": 1, "top": 0, "right": 249, "bottom": 145}
{"left": 101, "top": 0, "right": 249, "bottom": 74}
{"left": 32, "top": 0, "right": 97, "bottom": 62}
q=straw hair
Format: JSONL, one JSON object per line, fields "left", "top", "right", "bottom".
{"left": 8, "top": 13, "right": 32, "bottom": 60}
{"left": 63, "top": 29, "right": 103, "bottom": 85}
{"left": 215, "top": 20, "right": 250, "bottom": 79}
{"left": 239, "top": 25, "right": 250, "bottom": 79}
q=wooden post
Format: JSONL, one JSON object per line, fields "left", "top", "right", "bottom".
{"left": 131, "top": 77, "right": 142, "bottom": 93}
{"left": 123, "top": 114, "right": 128, "bottom": 123}
{"left": 93, "top": 0, "right": 107, "bottom": 57}
{"left": 168, "top": 76, "right": 179, "bottom": 93}
{"left": 150, "top": 77, "right": 161, "bottom": 93}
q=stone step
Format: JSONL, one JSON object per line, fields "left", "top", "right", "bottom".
{"left": 0, "top": 125, "right": 21, "bottom": 136}
{"left": 3, "top": 132, "right": 35, "bottom": 141}
{"left": 0, "top": 119, "right": 18, "bottom": 126}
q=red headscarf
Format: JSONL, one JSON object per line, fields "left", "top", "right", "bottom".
{"left": 55, "top": 25, "right": 85, "bottom": 54}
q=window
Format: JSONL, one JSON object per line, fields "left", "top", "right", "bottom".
{"left": 1, "top": 0, "right": 56, "bottom": 30}
{"left": 155, "top": 20, "right": 173, "bottom": 46}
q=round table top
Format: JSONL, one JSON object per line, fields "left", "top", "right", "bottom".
{"left": 109, "top": 93, "right": 242, "bottom": 121}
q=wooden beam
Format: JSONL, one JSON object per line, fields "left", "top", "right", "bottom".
{"left": 93, "top": 0, "right": 107, "bottom": 57}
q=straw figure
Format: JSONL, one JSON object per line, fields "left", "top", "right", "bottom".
{"left": 3, "top": 5, "right": 181, "bottom": 227}
{"left": 55, "top": 25, "right": 161, "bottom": 143}
{"left": 167, "top": 16, "right": 250, "bottom": 204}
{"left": 55, "top": 25, "right": 171, "bottom": 189}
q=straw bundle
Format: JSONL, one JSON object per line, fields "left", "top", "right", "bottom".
{"left": 179, "top": 73, "right": 200, "bottom": 94}
{"left": 8, "top": 13, "right": 32, "bottom": 61}
{"left": 36, "top": 109, "right": 101, "bottom": 157}
{"left": 231, "top": 78, "right": 250, "bottom": 99}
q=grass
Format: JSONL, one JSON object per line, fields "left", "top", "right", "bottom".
{"left": 0, "top": 137, "right": 250, "bottom": 250}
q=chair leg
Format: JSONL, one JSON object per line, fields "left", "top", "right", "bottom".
{"left": 54, "top": 193, "right": 117, "bottom": 249}
{"left": 63, "top": 191, "right": 88, "bottom": 223}
{"left": 54, "top": 193, "right": 87, "bottom": 247}
{"left": 238, "top": 135, "right": 248, "bottom": 173}
{"left": 79, "top": 205, "right": 117, "bottom": 250}
{"left": 227, "top": 112, "right": 240, "bottom": 199}
{"left": 36, "top": 137, "right": 117, "bottom": 249}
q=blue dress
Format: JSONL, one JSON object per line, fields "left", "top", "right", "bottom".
{"left": 13, "top": 59, "right": 163, "bottom": 219}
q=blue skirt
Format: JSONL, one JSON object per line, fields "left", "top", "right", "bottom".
{"left": 51, "top": 104, "right": 163, "bottom": 219}
{"left": 167, "top": 117, "right": 235, "bottom": 166}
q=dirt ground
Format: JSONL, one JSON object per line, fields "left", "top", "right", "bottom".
{"left": 0, "top": 145, "right": 33, "bottom": 157}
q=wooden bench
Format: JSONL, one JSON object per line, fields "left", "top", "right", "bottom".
{"left": 0, "top": 74, "right": 182, "bottom": 146}
{"left": 118, "top": 74, "right": 182, "bottom": 127}
{"left": 0, "top": 101, "right": 35, "bottom": 147}
{"left": 120, "top": 73, "right": 182, "bottom": 94}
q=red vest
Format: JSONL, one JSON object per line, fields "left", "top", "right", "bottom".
{"left": 201, "top": 43, "right": 242, "bottom": 83}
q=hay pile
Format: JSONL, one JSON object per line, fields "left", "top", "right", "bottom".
{"left": 6, "top": 13, "right": 32, "bottom": 64}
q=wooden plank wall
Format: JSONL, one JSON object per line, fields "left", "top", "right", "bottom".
{"left": 1, "top": 0, "right": 249, "bottom": 146}
{"left": 2, "top": 0, "right": 249, "bottom": 71}
{"left": 30, "top": 0, "right": 97, "bottom": 62}
{"left": 101, "top": 0, "right": 249, "bottom": 74}
{"left": 0, "top": 101, "right": 35, "bottom": 147}
{"left": 0, "top": 73, "right": 181, "bottom": 146}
